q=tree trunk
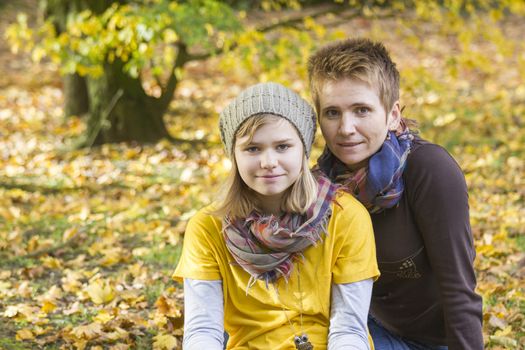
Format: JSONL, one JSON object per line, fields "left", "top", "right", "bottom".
{"left": 63, "top": 73, "right": 89, "bottom": 117}
{"left": 43, "top": 0, "right": 91, "bottom": 118}
{"left": 43, "top": 0, "right": 174, "bottom": 146}
{"left": 82, "top": 60, "right": 171, "bottom": 146}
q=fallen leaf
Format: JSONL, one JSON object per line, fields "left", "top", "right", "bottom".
{"left": 70, "top": 322, "right": 103, "bottom": 340}
{"left": 16, "top": 328, "right": 35, "bottom": 340}
{"left": 86, "top": 279, "right": 115, "bottom": 305}
{"left": 153, "top": 333, "right": 178, "bottom": 350}
{"left": 488, "top": 314, "right": 508, "bottom": 330}
{"left": 489, "top": 335, "right": 518, "bottom": 347}
{"left": 94, "top": 309, "right": 114, "bottom": 324}
{"left": 41, "top": 300, "right": 57, "bottom": 313}
{"left": 155, "top": 295, "right": 182, "bottom": 318}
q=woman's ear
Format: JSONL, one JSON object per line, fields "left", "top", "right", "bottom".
{"left": 387, "top": 101, "right": 401, "bottom": 130}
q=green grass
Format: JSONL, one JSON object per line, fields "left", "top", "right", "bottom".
{"left": 0, "top": 338, "right": 30, "bottom": 350}
{"left": 140, "top": 242, "right": 182, "bottom": 271}
{"left": 514, "top": 234, "right": 525, "bottom": 252}
{"left": 145, "top": 281, "right": 168, "bottom": 305}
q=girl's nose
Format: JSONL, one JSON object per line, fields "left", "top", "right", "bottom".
{"left": 260, "top": 151, "right": 277, "bottom": 169}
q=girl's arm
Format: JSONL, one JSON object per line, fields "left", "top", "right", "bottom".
{"left": 183, "top": 278, "right": 225, "bottom": 349}
{"left": 328, "top": 278, "right": 373, "bottom": 350}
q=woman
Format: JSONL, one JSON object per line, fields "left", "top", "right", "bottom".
{"left": 173, "top": 82, "right": 379, "bottom": 349}
{"left": 308, "top": 38, "right": 483, "bottom": 350}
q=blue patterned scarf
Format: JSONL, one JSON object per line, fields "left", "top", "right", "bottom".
{"left": 317, "top": 128, "right": 413, "bottom": 214}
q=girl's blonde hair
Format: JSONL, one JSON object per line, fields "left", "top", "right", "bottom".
{"left": 213, "top": 114, "right": 318, "bottom": 219}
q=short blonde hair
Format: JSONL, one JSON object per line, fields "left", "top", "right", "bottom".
{"left": 308, "top": 38, "right": 400, "bottom": 114}
{"left": 214, "top": 115, "right": 318, "bottom": 219}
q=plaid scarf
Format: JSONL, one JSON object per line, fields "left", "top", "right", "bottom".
{"left": 223, "top": 176, "right": 338, "bottom": 287}
{"left": 317, "top": 124, "right": 413, "bottom": 214}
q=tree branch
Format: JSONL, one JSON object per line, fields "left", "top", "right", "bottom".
{"left": 257, "top": 3, "right": 346, "bottom": 33}
{"left": 324, "top": 8, "right": 396, "bottom": 28}
{"left": 184, "top": 3, "right": 347, "bottom": 63}
{"left": 79, "top": 88, "right": 124, "bottom": 148}
{"left": 157, "top": 43, "right": 190, "bottom": 112}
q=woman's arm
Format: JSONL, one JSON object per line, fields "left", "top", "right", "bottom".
{"left": 328, "top": 278, "right": 373, "bottom": 350}
{"left": 183, "top": 278, "right": 225, "bottom": 350}
{"left": 407, "top": 144, "right": 483, "bottom": 349}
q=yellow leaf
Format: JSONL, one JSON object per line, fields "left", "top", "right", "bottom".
{"left": 489, "top": 335, "right": 518, "bottom": 347}
{"left": 63, "top": 227, "right": 78, "bottom": 242}
{"left": 4, "top": 305, "right": 20, "bottom": 317}
{"left": 153, "top": 333, "right": 178, "bottom": 350}
{"left": 155, "top": 295, "right": 182, "bottom": 318}
{"left": 110, "top": 344, "right": 130, "bottom": 350}
{"left": 16, "top": 281, "right": 32, "bottom": 298}
{"left": 41, "top": 256, "right": 63, "bottom": 269}
{"left": 41, "top": 300, "right": 57, "bottom": 313}
{"left": 94, "top": 309, "right": 114, "bottom": 324}
{"left": 63, "top": 301, "right": 82, "bottom": 316}
{"left": 86, "top": 280, "right": 115, "bottom": 305}
{"left": 39, "top": 285, "right": 63, "bottom": 303}
{"left": 16, "top": 328, "right": 35, "bottom": 340}
{"left": 99, "top": 247, "right": 130, "bottom": 267}
{"left": 103, "top": 327, "right": 129, "bottom": 341}
{"left": 70, "top": 322, "right": 103, "bottom": 340}
{"left": 494, "top": 325, "right": 513, "bottom": 337}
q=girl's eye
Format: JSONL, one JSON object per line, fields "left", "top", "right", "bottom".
{"left": 276, "top": 144, "right": 290, "bottom": 151}
{"left": 245, "top": 146, "right": 259, "bottom": 153}
{"left": 323, "top": 109, "right": 340, "bottom": 119}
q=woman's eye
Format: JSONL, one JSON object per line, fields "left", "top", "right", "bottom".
{"left": 356, "top": 106, "right": 370, "bottom": 115}
{"left": 276, "top": 144, "right": 290, "bottom": 151}
{"left": 245, "top": 146, "right": 259, "bottom": 153}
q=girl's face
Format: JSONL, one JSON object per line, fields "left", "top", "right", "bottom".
{"left": 234, "top": 118, "right": 304, "bottom": 214}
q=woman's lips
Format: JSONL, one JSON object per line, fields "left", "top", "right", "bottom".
{"left": 337, "top": 141, "right": 363, "bottom": 147}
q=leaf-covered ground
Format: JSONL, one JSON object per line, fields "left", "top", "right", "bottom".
{"left": 1, "top": 3, "right": 524, "bottom": 350}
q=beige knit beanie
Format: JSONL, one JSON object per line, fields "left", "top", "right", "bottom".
{"left": 219, "top": 82, "right": 316, "bottom": 157}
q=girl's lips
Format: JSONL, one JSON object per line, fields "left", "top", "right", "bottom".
{"left": 257, "top": 174, "right": 284, "bottom": 178}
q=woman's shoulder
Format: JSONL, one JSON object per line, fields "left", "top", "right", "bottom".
{"left": 406, "top": 137, "right": 464, "bottom": 176}
{"left": 404, "top": 137, "right": 467, "bottom": 192}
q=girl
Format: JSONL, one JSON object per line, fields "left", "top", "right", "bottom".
{"left": 173, "top": 82, "right": 379, "bottom": 349}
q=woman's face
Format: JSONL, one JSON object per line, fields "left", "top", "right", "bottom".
{"left": 234, "top": 118, "right": 304, "bottom": 213}
{"left": 318, "top": 78, "right": 400, "bottom": 170}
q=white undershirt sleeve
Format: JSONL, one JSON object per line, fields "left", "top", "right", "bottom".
{"left": 183, "top": 278, "right": 224, "bottom": 350}
{"left": 328, "top": 278, "right": 373, "bottom": 350}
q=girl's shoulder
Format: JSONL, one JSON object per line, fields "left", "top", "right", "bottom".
{"left": 331, "top": 191, "right": 371, "bottom": 225}
{"left": 185, "top": 205, "right": 223, "bottom": 237}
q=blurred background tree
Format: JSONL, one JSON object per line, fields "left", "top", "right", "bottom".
{"left": 5, "top": 0, "right": 525, "bottom": 147}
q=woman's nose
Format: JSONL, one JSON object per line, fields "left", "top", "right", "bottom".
{"left": 338, "top": 114, "right": 356, "bottom": 136}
